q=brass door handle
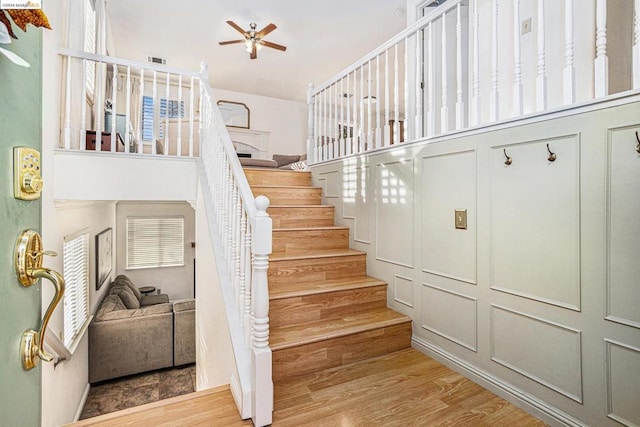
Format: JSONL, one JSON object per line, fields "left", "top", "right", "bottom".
{"left": 14, "top": 230, "right": 66, "bottom": 371}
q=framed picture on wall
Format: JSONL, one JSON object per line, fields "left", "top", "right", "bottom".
{"left": 96, "top": 228, "right": 113, "bottom": 290}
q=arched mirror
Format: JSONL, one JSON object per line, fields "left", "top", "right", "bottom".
{"left": 217, "top": 100, "right": 250, "bottom": 129}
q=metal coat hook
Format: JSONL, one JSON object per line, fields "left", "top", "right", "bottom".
{"left": 635, "top": 131, "right": 640, "bottom": 154}
{"left": 547, "top": 144, "right": 557, "bottom": 162}
{"left": 503, "top": 149, "right": 512, "bottom": 166}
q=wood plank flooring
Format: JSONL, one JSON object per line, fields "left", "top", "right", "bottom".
{"left": 69, "top": 349, "right": 547, "bottom": 427}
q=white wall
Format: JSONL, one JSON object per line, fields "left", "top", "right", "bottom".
{"left": 212, "top": 88, "right": 307, "bottom": 159}
{"left": 310, "top": 97, "right": 640, "bottom": 427}
{"left": 115, "top": 201, "right": 195, "bottom": 300}
{"left": 40, "top": 200, "right": 117, "bottom": 427}
{"left": 194, "top": 185, "right": 236, "bottom": 390}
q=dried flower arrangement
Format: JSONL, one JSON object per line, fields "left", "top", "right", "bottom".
{"left": 0, "top": 8, "right": 51, "bottom": 67}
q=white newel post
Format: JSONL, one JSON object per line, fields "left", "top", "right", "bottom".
{"left": 634, "top": 0, "right": 640, "bottom": 89}
{"left": 595, "top": 0, "right": 608, "bottom": 97}
{"left": 472, "top": 0, "right": 481, "bottom": 126}
{"left": 251, "top": 196, "right": 273, "bottom": 427}
{"left": 307, "top": 83, "right": 315, "bottom": 164}
{"left": 490, "top": 0, "right": 500, "bottom": 121}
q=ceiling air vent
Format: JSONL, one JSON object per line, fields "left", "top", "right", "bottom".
{"left": 147, "top": 56, "right": 167, "bottom": 65}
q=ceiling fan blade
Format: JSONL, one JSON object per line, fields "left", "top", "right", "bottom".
{"left": 226, "top": 20, "right": 248, "bottom": 36}
{"left": 250, "top": 43, "right": 257, "bottom": 60}
{"left": 261, "top": 40, "right": 287, "bottom": 52}
{"left": 218, "top": 39, "right": 244, "bottom": 45}
{"left": 256, "top": 23, "right": 277, "bottom": 39}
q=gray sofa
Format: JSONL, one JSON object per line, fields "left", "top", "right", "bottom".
{"left": 89, "top": 275, "right": 195, "bottom": 383}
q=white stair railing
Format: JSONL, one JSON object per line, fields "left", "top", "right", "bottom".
{"left": 198, "top": 63, "right": 273, "bottom": 427}
{"left": 59, "top": 48, "right": 199, "bottom": 157}
{"left": 308, "top": 0, "right": 640, "bottom": 164}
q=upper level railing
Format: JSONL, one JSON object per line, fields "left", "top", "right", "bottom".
{"left": 307, "top": 0, "right": 640, "bottom": 164}
{"left": 59, "top": 48, "right": 200, "bottom": 157}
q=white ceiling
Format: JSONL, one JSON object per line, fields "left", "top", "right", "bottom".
{"left": 107, "top": 0, "right": 408, "bottom": 102}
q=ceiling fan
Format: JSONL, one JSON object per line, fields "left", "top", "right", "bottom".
{"left": 219, "top": 21, "right": 287, "bottom": 60}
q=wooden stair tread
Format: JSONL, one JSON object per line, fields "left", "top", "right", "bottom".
{"left": 252, "top": 185, "right": 321, "bottom": 190}
{"left": 273, "top": 226, "right": 348, "bottom": 232}
{"left": 270, "top": 248, "right": 364, "bottom": 261}
{"left": 270, "top": 276, "right": 387, "bottom": 300}
{"left": 271, "top": 307, "right": 411, "bottom": 350}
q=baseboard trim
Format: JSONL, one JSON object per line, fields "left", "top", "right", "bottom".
{"left": 411, "top": 337, "right": 587, "bottom": 427}
{"left": 73, "top": 382, "right": 91, "bottom": 422}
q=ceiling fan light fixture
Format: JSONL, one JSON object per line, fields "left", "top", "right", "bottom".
{"left": 362, "top": 95, "right": 377, "bottom": 104}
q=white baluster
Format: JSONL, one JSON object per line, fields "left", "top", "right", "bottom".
{"left": 360, "top": 65, "right": 365, "bottom": 152}
{"left": 186, "top": 76, "right": 193, "bottom": 156}
{"left": 441, "top": 14, "right": 449, "bottom": 133}
{"left": 251, "top": 195, "right": 273, "bottom": 427}
{"left": 125, "top": 66, "right": 131, "bottom": 153}
{"left": 164, "top": 73, "right": 170, "bottom": 156}
{"left": 490, "top": 0, "right": 500, "bottom": 121}
{"left": 404, "top": 37, "right": 409, "bottom": 142}
{"left": 367, "top": 60, "right": 373, "bottom": 151}
{"left": 346, "top": 72, "right": 352, "bottom": 155}
{"left": 376, "top": 54, "right": 382, "bottom": 147}
{"left": 243, "top": 211, "right": 252, "bottom": 345}
{"left": 307, "top": 83, "right": 315, "bottom": 163}
{"left": 138, "top": 69, "right": 144, "bottom": 153}
{"left": 633, "top": 0, "right": 639, "bottom": 88}
{"left": 340, "top": 78, "right": 345, "bottom": 156}
{"left": 177, "top": 75, "right": 183, "bottom": 156}
{"left": 427, "top": 22, "right": 435, "bottom": 137}
{"left": 455, "top": 4, "right": 465, "bottom": 129}
{"left": 415, "top": 31, "right": 423, "bottom": 138}
{"left": 63, "top": 56, "right": 71, "bottom": 149}
{"left": 472, "top": 0, "right": 481, "bottom": 126}
{"left": 81, "top": 59, "right": 87, "bottom": 150}
{"left": 513, "top": 0, "right": 524, "bottom": 116}
{"left": 328, "top": 84, "right": 333, "bottom": 160}
{"left": 353, "top": 70, "right": 359, "bottom": 153}
{"left": 152, "top": 70, "right": 158, "bottom": 154}
{"left": 96, "top": 60, "right": 104, "bottom": 152}
{"left": 394, "top": 44, "right": 400, "bottom": 144}
{"left": 384, "top": 50, "right": 391, "bottom": 146}
{"left": 323, "top": 89, "right": 328, "bottom": 161}
{"left": 563, "top": 0, "right": 576, "bottom": 104}
{"left": 595, "top": 0, "right": 609, "bottom": 97}
{"left": 110, "top": 63, "right": 118, "bottom": 152}
{"left": 536, "top": 0, "right": 548, "bottom": 111}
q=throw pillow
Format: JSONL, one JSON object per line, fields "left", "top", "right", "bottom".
{"left": 272, "top": 154, "right": 300, "bottom": 168}
{"left": 113, "top": 274, "right": 142, "bottom": 301}
{"left": 110, "top": 284, "right": 141, "bottom": 309}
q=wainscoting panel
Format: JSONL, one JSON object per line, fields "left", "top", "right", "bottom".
{"left": 317, "top": 170, "right": 341, "bottom": 199}
{"left": 606, "top": 125, "right": 640, "bottom": 328}
{"left": 491, "top": 305, "right": 583, "bottom": 402}
{"left": 421, "top": 150, "right": 477, "bottom": 284}
{"left": 343, "top": 164, "right": 371, "bottom": 243}
{"left": 421, "top": 284, "right": 477, "bottom": 352}
{"left": 605, "top": 339, "right": 640, "bottom": 426}
{"left": 394, "top": 275, "right": 414, "bottom": 308}
{"left": 375, "top": 160, "right": 414, "bottom": 268}
{"left": 490, "top": 135, "right": 581, "bottom": 310}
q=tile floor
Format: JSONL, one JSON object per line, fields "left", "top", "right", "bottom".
{"left": 79, "top": 364, "right": 196, "bottom": 420}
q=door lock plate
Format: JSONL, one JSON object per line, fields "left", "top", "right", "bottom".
{"left": 14, "top": 147, "right": 43, "bottom": 200}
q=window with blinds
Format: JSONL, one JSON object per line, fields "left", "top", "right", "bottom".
{"left": 126, "top": 217, "right": 185, "bottom": 269}
{"left": 63, "top": 232, "right": 90, "bottom": 349}
{"left": 84, "top": 0, "right": 96, "bottom": 100}
{"left": 141, "top": 96, "right": 185, "bottom": 141}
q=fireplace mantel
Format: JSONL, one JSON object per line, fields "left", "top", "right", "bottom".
{"left": 228, "top": 128, "right": 270, "bottom": 159}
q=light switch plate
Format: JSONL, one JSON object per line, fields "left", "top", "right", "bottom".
{"left": 455, "top": 209, "right": 467, "bottom": 230}
{"left": 522, "top": 18, "right": 532, "bottom": 34}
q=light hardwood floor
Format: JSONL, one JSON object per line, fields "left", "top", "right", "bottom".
{"left": 69, "top": 349, "right": 546, "bottom": 427}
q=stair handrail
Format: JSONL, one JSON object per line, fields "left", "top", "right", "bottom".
{"left": 197, "top": 63, "right": 273, "bottom": 427}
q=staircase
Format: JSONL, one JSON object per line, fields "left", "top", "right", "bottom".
{"left": 245, "top": 167, "right": 412, "bottom": 382}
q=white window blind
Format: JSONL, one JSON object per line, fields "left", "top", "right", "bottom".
{"left": 84, "top": 0, "right": 96, "bottom": 99}
{"left": 141, "top": 96, "right": 185, "bottom": 141}
{"left": 127, "top": 217, "right": 184, "bottom": 269}
{"left": 63, "top": 232, "right": 90, "bottom": 349}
